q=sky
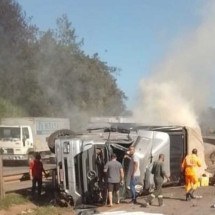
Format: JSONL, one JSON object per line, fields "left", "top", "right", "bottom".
{"left": 16, "top": 0, "right": 205, "bottom": 109}
{"left": 11, "top": 1, "right": 215, "bottom": 166}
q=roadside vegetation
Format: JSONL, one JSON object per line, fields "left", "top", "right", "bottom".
{"left": 0, "top": 193, "right": 29, "bottom": 210}
{"left": 0, "top": 193, "right": 73, "bottom": 215}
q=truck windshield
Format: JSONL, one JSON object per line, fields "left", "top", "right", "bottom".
{"left": 0, "top": 127, "right": 21, "bottom": 140}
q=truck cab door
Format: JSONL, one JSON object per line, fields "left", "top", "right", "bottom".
{"left": 22, "top": 126, "right": 33, "bottom": 148}
{"left": 55, "top": 138, "right": 104, "bottom": 205}
{"left": 136, "top": 129, "right": 170, "bottom": 190}
{"left": 21, "top": 126, "right": 33, "bottom": 155}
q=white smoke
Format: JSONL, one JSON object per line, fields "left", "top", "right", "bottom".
{"left": 133, "top": 1, "right": 215, "bottom": 127}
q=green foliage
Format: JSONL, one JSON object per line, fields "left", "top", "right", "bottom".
{"left": 0, "top": 193, "right": 29, "bottom": 209}
{"left": 0, "top": 98, "right": 25, "bottom": 118}
{"left": 0, "top": 1, "right": 128, "bottom": 128}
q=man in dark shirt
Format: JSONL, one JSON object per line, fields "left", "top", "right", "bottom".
{"left": 147, "top": 154, "right": 170, "bottom": 206}
{"left": 104, "top": 153, "right": 124, "bottom": 206}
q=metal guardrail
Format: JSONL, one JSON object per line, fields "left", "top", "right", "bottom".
{"left": 0, "top": 158, "right": 55, "bottom": 198}
{"left": 203, "top": 136, "right": 215, "bottom": 145}
{"left": 3, "top": 169, "right": 55, "bottom": 182}
{"left": 2, "top": 168, "right": 56, "bottom": 194}
{"left": 3, "top": 168, "right": 56, "bottom": 183}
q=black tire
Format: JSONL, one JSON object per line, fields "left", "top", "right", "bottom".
{"left": 47, "top": 129, "right": 76, "bottom": 153}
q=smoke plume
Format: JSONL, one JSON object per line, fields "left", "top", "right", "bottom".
{"left": 133, "top": 1, "right": 215, "bottom": 127}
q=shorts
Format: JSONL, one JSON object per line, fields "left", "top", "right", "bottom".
{"left": 108, "top": 183, "right": 120, "bottom": 192}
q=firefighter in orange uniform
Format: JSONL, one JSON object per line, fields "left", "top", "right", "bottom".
{"left": 181, "top": 148, "right": 202, "bottom": 201}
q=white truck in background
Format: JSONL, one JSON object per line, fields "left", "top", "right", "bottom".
{"left": 0, "top": 117, "right": 70, "bottom": 163}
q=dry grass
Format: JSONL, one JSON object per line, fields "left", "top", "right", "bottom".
{"left": 0, "top": 193, "right": 29, "bottom": 210}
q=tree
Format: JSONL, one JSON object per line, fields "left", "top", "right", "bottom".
{"left": 34, "top": 15, "right": 127, "bottom": 118}
{"left": 0, "top": 3, "right": 127, "bottom": 129}
{"left": 0, "top": 0, "right": 38, "bottom": 116}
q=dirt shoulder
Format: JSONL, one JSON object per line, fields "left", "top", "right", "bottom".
{"left": 1, "top": 186, "right": 215, "bottom": 215}
{"left": 95, "top": 186, "right": 215, "bottom": 215}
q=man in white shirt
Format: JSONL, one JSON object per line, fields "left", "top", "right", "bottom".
{"left": 125, "top": 146, "right": 140, "bottom": 204}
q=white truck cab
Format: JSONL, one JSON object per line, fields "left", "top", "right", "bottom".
{"left": 0, "top": 125, "right": 33, "bottom": 160}
{"left": 0, "top": 117, "right": 70, "bottom": 162}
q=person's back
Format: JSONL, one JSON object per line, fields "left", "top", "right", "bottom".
{"left": 151, "top": 160, "right": 165, "bottom": 180}
{"left": 30, "top": 159, "right": 44, "bottom": 179}
{"left": 104, "top": 153, "right": 124, "bottom": 206}
{"left": 147, "top": 154, "right": 169, "bottom": 207}
{"left": 181, "top": 148, "right": 202, "bottom": 201}
{"left": 106, "top": 159, "right": 122, "bottom": 183}
{"left": 182, "top": 154, "right": 201, "bottom": 176}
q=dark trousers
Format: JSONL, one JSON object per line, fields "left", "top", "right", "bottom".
{"left": 148, "top": 177, "right": 164, "bottom": 206}
{"left": 154, "top": 177, "right": 164, "bottom": 197}
{"left": 32, "top": 177, "right": 42, "bottom": 196}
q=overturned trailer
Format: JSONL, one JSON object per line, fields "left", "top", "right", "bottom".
{"left": 48, "top": 125, "right": 206, "bottom": 206}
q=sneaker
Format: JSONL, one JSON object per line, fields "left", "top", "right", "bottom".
{"left": 148, "top": 201, "right": 153, "bottom": 205}
{"left": 146, "top": 202, "right": 150, "bottom": 207}
{"left": 133, "top": 199, "right": 137, "bottom": 204}
{"left": 190, "top": 193, "right": 196, "bottom": 199}
{"left": 141, "top": 202, "right": 150, "bottom": 208}
{"left": 129, "top": 199, "right": 137, "bottom": 204}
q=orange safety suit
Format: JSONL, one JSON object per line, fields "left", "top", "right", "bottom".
{"left": 181, "top": 154, "right": 201, "bottom": 192}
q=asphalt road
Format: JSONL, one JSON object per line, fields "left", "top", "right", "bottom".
{"left": 2, "top": 164, "right": 56, "bottom": 193}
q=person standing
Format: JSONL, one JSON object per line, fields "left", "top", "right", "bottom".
{"left": 29, "top": 153, "right": 47, "bottom": 197}
{"left": 104, "top": 153, "right": 124, "bottom": 206}
{"left": 125, "top": 146, "right": 140, "bottom": 204}
{"left": 95, "top": 148, "right": 105, "bottom": 184}
{"left": 181, "top": 148, "right": 202, "bottom": 201}
{"left": 148, "top": 154, "right": 170, "bottom": 206}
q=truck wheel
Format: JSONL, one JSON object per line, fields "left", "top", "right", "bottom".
{"left": 47, "top": 129, "right": 76, "bottom": 153}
